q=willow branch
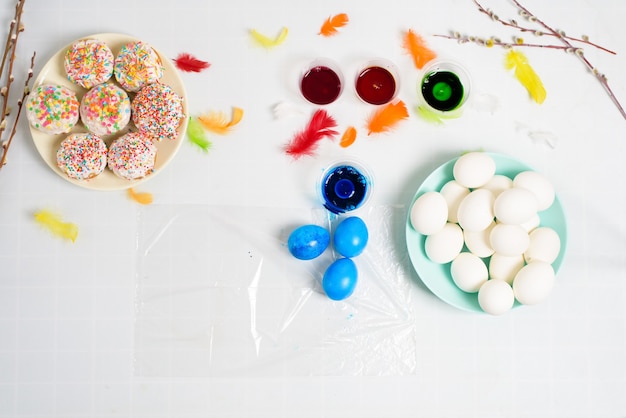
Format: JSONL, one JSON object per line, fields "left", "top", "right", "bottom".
{"left": 473, "top": 0, "right": 616, "bottom": 55}
{"left": 510, "top": 0, "right": 625, "bottom": 120}
{"left": 1, "top": 52, "right": 35, "bottom": 169}
{"left": 0, "top": 0, "right": 37, "bottom": 170}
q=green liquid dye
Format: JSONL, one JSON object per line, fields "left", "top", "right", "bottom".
{"left": 421, "top": 70, "right": 464, "bottom": 112}
{"left": 432, "top": 82, "right": 452, "bottom": 102}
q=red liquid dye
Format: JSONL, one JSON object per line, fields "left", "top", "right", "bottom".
{"left": 355, "top": 66, "right": 396, "bottom": 105}
{"left": 300, "top": 66, "right": 342, "bottom": 105}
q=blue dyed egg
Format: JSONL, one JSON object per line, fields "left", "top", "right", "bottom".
{"left": 333, "top": 216, "right": 369, "bottom": 258}
{"left": 322, "top": 257, "right": 358, "bottom": 300}
{"left": 287, "top": 224, "right": 330, "bottom": 260}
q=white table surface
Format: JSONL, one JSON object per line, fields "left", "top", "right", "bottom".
{"left": 1, "top": 0, "right": 626, "bottom": 416}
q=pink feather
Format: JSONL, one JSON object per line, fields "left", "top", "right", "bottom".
{"left": 284, "top": 109, "right": 338, "bottom": 158}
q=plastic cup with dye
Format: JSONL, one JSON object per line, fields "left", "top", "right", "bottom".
{"left": 300, "top": 59, "right": 344, "bottom": 105}
{"left": 355, "top": 59, "right": 399, "bottom": 105}
{"left": 318, "top": 160, "right": 373, "bottom": 215}
{"left": 418, "top": 61, "right": 471, "bottom": 113}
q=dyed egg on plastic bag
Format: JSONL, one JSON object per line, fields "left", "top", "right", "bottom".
{"left": 322, "top": 257, "right": 358, "bottom": 300}
{"left": 333, "top": 216, "right": 368, "bottom": 258}
{"left": 287, "top": 224, "right": 330, "bottom": 260}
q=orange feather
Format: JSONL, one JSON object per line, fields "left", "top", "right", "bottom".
{"left": 367, "top": 100, "right": 409, "bottom": 135}
{"left": 127, "top": 188, "right": 153, "bottom": 205}
{"left": 319, "top": 13, "right": 349, "bottom": 36}
{"left": 339, "top": 126, "right": 357, "bottom": 147}
{"left": 197, "top": 107, "right": 244, "bottom": 135}
{"left": 403, "top": 29, "right": 437, "bottom": 69}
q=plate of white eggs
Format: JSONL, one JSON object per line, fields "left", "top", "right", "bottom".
{"left": 405, "top": 152, "right": 567, "bottom": 315}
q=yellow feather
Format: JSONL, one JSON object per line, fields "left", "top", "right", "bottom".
{"left": 250, "top": 27, "right": 289, "bottom": 48}
{"left": 505, "top": 49, "right": 546, "bottom": 104}
{"left": 33, "top": 209, "right": 78, "bottom": 243}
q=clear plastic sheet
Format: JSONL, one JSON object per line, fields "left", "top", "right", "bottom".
{"left": 134, "top": 204, "right": 417, "bottom": 377}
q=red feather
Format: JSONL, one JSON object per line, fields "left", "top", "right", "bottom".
{"left": 173, "top": 53, "right": 211, "bottom": 73}
{"left": 284, "top": 109, "right": 338, "bottom": 158}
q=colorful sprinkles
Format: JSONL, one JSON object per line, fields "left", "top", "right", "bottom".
{"left": 107, "top": 132, "right": 158, "bottom": 180}
{"left": 56, "top": 133, "right": 107, "bottom": 180}
{"left": 132, "top": 83, "right": 184, "bottom": 141}
{"left": 25, "top": 84, "right": 80, "bottom": 134}
{"left": 80, "top": 83, "right": 131, "bottom": 136}
{"left": 64, "top": 39, "right": 114, "bottom": 89}
{"left": 28, "top": 36, "right": 187, "bottom": 184}
{"left": 114, "top": 41, "right": 164, "bottom": 92}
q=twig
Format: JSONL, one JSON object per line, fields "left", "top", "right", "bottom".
{"left": 435, "top": 0, "right": 625, "bottom": 120}
{"left": 434, "top": 32, "right": 573, "bottom": 51}
{"left": 0, "top": 0, "right": 36, "bottom": 170}
{"left": 473, "top": 0, "right": 616, "bottom": 55}
{"left": 510, "top": 0, "right": 625, "bottom": 120}
{"left": 1, "top": 52, "right": 35, "bottom": 168}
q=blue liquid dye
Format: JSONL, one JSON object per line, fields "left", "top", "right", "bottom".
{"left": 321, "top": 165, "right": 369, "bottom": 214}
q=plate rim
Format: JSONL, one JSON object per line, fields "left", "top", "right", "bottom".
{"left": 29, "top": 32, "right": 189, "bottom": 191}
{"left": 405, "top": 152, "right": 568, "bottom": 313}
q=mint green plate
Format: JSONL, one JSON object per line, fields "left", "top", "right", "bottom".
{"left": 405, "top": 153, "right": 567, "bottom": 313}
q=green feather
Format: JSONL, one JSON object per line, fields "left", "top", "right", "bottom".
{"left": 415, "top": 105, "right": 461, "bottom": 124}
{"left": 187, "top": 116, "right": 212, "bottom": 152}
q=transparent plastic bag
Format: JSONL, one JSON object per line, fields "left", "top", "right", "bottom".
{"left": 134, "top": 204, "right": 417, "bottom": 376}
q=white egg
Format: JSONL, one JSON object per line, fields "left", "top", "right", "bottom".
{"left": 490, "top": 223, "right": 530, "bottom": 256}
{"left": 480, "top": 174, "right": 513, "bottom": 198}
{"left": 463, "top": 221, "right": 495, "bottom": 258}
{"left": 489, "top": 253, "right": 525, "bottom": 284}
{"left": 457, "top": 189, "right": 495, "bottom": 232}
{"left": 450, "top": 252, "right": 488, "bottom": 293}
{"left": 424, "top": 222, "right": 464, "bottom": 264}
{"left": 478, "top": 279, "right": 515, "bottom": 315}
{"left": 453, "top": 152, "right": 496, "bottom": 189}
{"left": 513, "top": 171, "right": 555, "bottom": 211}
{"left": 524, "top": 227, "right": 561, "bottom": 264}
{"left": 440, "top": 180, "right": 469, "bottom": 223}
{"left": 512, "top": 261, "right": 555, "bottom": 305}
{"left": 410, "top": 191, "right": 448, "bottom": 235}
{"left": 519, "top": 213, "right": 541, "bottom": 233}
{"left": 493, "top": 187, "right": 538, "bottom": 225}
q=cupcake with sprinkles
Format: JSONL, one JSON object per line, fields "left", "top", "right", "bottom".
{"left": 64, "top": 39, "right": 114, "bottom": 89}
{"left": 132, "top": 83, "right": 184, "bottom": 141}
{"left": 25, "top": 84, "right": 80, "bottom": 134}
{"left": 107, "top": 132, "right": 158, "bottom": 180}
{"left": 80, "top": 83, "right": 131, "bottom": 136}
{"left": 56, "top": 133, "right": 107, "bottom": 180}
{"left": 114, "top": 41, "right": 164, "bottom": 92}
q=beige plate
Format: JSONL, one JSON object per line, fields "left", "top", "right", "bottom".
{"left": 30, "top": 33, "right": 189, "bottom": 191}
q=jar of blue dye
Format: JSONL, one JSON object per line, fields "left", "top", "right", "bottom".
{"left": 318, "top": 160, "right": 373, "bottom": 214}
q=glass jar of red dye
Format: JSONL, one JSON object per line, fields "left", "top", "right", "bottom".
{"left": 355, "top": 59, "right": 399, "bottom": 105}
{"left": 300, "top": 59, "right": 344, "bottom": 105}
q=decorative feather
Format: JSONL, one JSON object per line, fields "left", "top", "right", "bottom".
{"left": 197, "top": 107, "right": 244, "bottom": 135}
{"left": 273, "top": 101, "right": 305, "bottom": 119}
{"left": 416, "top": 105, "right": 461, "bottom": 124}
{"left": 250, "top": 27, "right": 289, "bottom": 49}
{"left": 319, "top": 13, "right": 349, "bottom": 37}
{"left": 33, "top": 209, "right": 78, "bottom": 243}
{"left": 403, "top": 29, "right": 437, "bottom": 69}
{"left": 187, "top": 116, "right": 212, "bottom": 152}
{"left": 173, "top": 53, "right": 211, "bottom": 73}
{"left": 339, "top": 126, "right": 357, "bottom": 148}
{"left": 505, "top": 49, "right": 546, "bottom": 104}
{"left": 284, "top": 109, "right": 338, "bottom": 158}
{"left": 127, "top": 188, "right": 153, "bottom": 205}
{"left": 367, "top": 100, "right": 409, "bottom": 135}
